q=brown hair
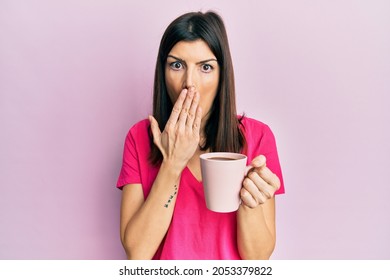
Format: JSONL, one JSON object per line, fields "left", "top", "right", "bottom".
{"left": 149, "top": 11, "right": 245, "bottom": 165}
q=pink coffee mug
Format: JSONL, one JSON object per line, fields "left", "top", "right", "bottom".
{"left": 200, "top": 152, "right": 252, "bottom": 212}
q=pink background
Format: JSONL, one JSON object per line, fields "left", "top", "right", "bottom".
{"left": 1, "top": 1, "right": 389, "bottom": 259}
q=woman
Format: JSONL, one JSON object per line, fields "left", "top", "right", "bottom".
{"left": 117, "top": 11, "right": 284, "bottom": 260}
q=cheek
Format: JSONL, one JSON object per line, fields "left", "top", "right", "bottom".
{"left": 198, "top": 76, "right": 219, "bottom": 100}
{"left": 198, "top": 88, "right": 218, "bottom": 112}
{"left": 203, "top": 72, "right": 219, "bottom": 93}
{"left": 165, "top": 72, "right": 182, "bottom": 103}
{"left": 199, "top": 92, "right": 217, "bottom": 110}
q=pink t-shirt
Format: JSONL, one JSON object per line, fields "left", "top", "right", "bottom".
{"left": 116, "top": 116, "right": 285, "bottom": 259}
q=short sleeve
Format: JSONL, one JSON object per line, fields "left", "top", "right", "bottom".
{"left": 241, "top": 117, "right": 285, "bottom": 195}
{"left": 259, "top": 125, "right": 285, "bottom": 195}
{"left": 116, "top": 128, "right": 142, "bottom": 189}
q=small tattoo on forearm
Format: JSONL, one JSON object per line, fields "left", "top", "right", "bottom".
{"left": 164, "top": 185, "right": 178, "bottom": 208}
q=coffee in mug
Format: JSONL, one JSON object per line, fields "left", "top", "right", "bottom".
{"left": 207, "top": 157, "right": 236, "bottom": 161}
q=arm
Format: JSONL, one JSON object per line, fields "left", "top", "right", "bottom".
{"left": 237, "top": 198, "right": 276, "bottom": 259}
{"left": 120, "top": 87, "right": 201, "bottom": 259}
{"left": 120, "top": 161, "right": 181, "bottom": 259}
{"left": 237, "top": 155, "right": 281, "bottom": 259}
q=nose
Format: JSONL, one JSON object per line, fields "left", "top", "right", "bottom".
{"left": 182, "top": 67, "right": 197, "bottom": 89}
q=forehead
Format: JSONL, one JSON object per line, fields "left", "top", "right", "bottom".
{"left": 168, "top": 40, "right": 216, "bottom": 60}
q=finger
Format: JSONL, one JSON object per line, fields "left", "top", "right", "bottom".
{"left": 186, "top": 90, "right": 199, "bottom": 129}
{"left": 178, "top": 87, "right": 194, "bottom": 131}
{"left": 243, "top": 177, "right": 268, "bottom": 204}
{"left": 149, "top": 115, "right": 162, "bottom": 146}
{"left": 257, "top": 166, "right": 281, "bottom": 191}
{"left": 240, "top": 188, "right": 258, "bottom": 208}
{"left": 251, "top": 155, "right": 266, "bottom": 169}
{"left": 167, "top": 89, "right": 187, "bottom": 130}
{"left": 193, "top": 106, "right": 202, "bottom": 136}
{"left": 247, "top": 170, "right": 276, "bottom": 199}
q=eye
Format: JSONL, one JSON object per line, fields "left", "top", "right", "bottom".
{"left": 201, "top": 64, "right": 213, "bottom": 73}
{"left": 169, "top": 61, "right": 183, "bottom": 71}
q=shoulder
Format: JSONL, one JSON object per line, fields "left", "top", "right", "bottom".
{"left": 122, "top": 119, "right": 151, "bottom": 147}
{"left": 238, "top": 115, "right": 278, "bottom": 152}
{"left": 129, "top": 118, "right": 150, "bottom": 132}
{"left": 239, "top": 115, "right": 272, "bottom": 135}
{"left": 127, "top": 118, "right": 150, "bottom": 138}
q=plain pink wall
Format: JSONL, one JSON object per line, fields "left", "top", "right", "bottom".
{"left": 1, "top": 1, "right": 389, "bottom": 259}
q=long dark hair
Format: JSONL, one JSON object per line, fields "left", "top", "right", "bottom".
{"left": 149, "top": 11, "right": 245, "bottom": 165}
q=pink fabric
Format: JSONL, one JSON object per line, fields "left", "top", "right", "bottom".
{"left": 116, "top": 116, "right": 285, "bottom": 259}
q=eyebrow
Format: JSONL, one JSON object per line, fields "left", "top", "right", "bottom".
{"left": 167, "top": 55, "right": 218, "bottom": 65}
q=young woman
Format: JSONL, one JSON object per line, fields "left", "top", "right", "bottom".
{"left": 117, "top": 11, "right": 284, "bottom": 260}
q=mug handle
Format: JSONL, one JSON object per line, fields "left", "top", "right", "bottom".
{"left": 244, "top": 165, "right": 256, "bottom": 177}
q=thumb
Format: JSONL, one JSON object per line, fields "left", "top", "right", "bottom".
{"left": 251, "top": 155, "right": 267, "bottom": 169}
{"left": 149, "top": 115, "right": 162, "bottom": 144}
{"left": 245, "top": 155, "right": 266, "bottom": 176}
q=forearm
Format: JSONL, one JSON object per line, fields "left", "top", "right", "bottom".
{"left": 237, "top": 204, "right": 276, "bottom": 260}
{"left": 122, "top": 161, "right": 182, "bottom": 259}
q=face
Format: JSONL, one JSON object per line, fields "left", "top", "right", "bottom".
{"left": 165, "top": 39, "right": 220, "bottom": 122}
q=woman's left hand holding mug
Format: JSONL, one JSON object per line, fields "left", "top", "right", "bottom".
{"left": 240, "top": 155, "right": 281, "bottom": 208}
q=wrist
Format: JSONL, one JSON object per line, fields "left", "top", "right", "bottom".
{"left": 160, "top": 159, "right": 185, "bottom": 180}
{"left": 238, "top": 203, "right": 264, "bottom": 213}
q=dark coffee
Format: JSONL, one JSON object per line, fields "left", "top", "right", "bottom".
{"left": 208, "top": 157, "right": 236, "bottom": 161}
